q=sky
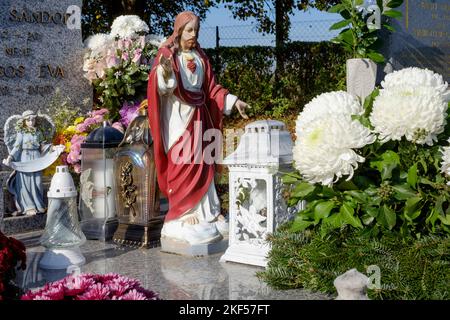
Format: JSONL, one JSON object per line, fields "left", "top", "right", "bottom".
{"left": 198, "top": 4, "right": 341, "bottom": 47}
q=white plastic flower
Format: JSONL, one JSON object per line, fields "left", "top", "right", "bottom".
{"left": 370, "top": 85, "right": 447, "bottom": 145}
{"left": 296, "top": 91, "right": 363, "bottom": 134}
{"left": 382, "top": 67, "right": 449, "bottom": 101}
{"left": 441, "top": 139, "right": 450, "bottom": 185}
{"left": 293, "top": 114, "right": 376, "bottom": 186}
{"left": 84, "top": 33, "right": 112, "bottom": 55}
{"left": 110, "top": 15, "right": 149, "bottom": 39}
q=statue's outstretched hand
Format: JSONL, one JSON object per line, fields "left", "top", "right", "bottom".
{"left": 235, "top": 99, "right": 251, "bottom": 120}
{"left": 3, "top": 155, "right": 12, "bottom": 167}
{"left": 159, "top": 54, "right": 173, "bottom": 82}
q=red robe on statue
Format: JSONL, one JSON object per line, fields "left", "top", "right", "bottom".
{"left": 147, "top": 46, "right": 228, "bottom": 222}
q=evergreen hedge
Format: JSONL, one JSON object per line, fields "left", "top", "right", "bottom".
{"left": 259, "top": 226, "right": 450, "bottom": 300}
{"left": 205, "top": 42, "right": 347, "bottom": 119}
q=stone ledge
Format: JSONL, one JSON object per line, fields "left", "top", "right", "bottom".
{"left": 2, "top": 214, "right": 46, "bottom": 235}
{"left": 161, "top": 236, "right": 228, "bottom": 256}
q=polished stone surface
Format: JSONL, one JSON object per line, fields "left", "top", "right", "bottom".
{"left": 17, "top": 240, "right": 331, "bottom": 300}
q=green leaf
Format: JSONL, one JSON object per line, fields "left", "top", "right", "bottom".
{"left": 404, "top": 196, "right": 422, "bottom": 221}
{"left": 383, "top": 23, "right": 395, "bottom": 32}
{"left": 340, "top": 29, "right": 355, "bottom": 45}
{"left": 313, "top": 201, "right": 336, "bottom": 223}
{"left": 363, "top": 88, "right": 380, "bottom": 117}
{"left": 367, "top": 51, "right": 385, "bottom": 63}
{"left": 392, "top": 184, "right": 417, "bottom": 200}
{"left": 439, "top": 214, "right": 450, "bottom": 225}
{"left": 361, "top": 213, "right": 375, "bottom": 225}
{"left": 328, "top": 4, "right": 344, "bottom": 13}
{"left": 387, "top": 0, "right": 404, "bottom": 8}
{"left": 330, "top": 20, "right": 351, "bottom": 30}
{"left": 426, "top": 197, "right": 444, "bottom": 228}
{"left": 378, "top": 205, "right": 397, "bottom": 230}
{"left": 290, "top": 217, "right": 314, "bottom": 232}
{"left": 340, "top": 202, "right": 363, "bottom": 229}
{"left": 344, "top": 190, "right": 368, "bottom": 203}
{"left": 282, "top": 175, "right": 299, "bottom": 184}
{"left": 321, "top": 186, "right": 338, "bottom": 198}
{"left": 292, "top": 182, "right": 316, "bottom": 198}
{"left": 370, "top": 151, "right": 400, "bottom": 180}
{"left": 407, "top": 163, "right": 418, "bottom": 188}
{"left": 366, "top": 206, "right": 379, "bottom": 218}
{"left": 383, "top": 10, "right": 403, "bottom": 19}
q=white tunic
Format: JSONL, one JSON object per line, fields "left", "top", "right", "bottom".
{"left": 156, "top": 49, "right": 237, "bottom": 222}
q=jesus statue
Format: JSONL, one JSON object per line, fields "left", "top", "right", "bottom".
{"left": 147, "top": 11, "right": 250, "bottom": 246}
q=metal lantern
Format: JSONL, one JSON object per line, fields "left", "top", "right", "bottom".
{"left": 113, "top": 107, "right": 163, "bottom": 247}
{"left": 79, "top": 121, "right": 124, "bottom": 240}
{"left": 220, "top": 120, "right": 302, "bottom": 267}
{"left": 39, "top": 165, "right": 86, "bottom": 269}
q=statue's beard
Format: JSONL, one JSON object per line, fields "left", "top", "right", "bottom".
{"left": 182, "top": 38, "right": 196, "bottom": 50}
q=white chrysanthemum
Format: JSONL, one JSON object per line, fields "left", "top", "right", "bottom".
{"left": 110, "top": 15, "right": 149, "bottom": 39}
{"left": 441, "top": 139, "right": 450, "bottom": 184}
{"left": 296, "top": 91, "right": 363, "bottom": 134}
{"left": 370, "top": 85, "right": 447, "bottom": 145}
{"left": 84, "top": 33, "right": 112, "bottom": 54}
{"left": 145, "top": 34, "right": 166, "bottom": 48}
{"left": 293, "top": 114, "right": 376, "bottom": 186}
{"left": 382, "top": 67, "right": 449, "bottom": 101}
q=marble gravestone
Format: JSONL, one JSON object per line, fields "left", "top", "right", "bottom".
{"left": 0, "top": 0, "right": 92, "bottom": 231}
{"left": 382, "top": 0, "right": 449, "bottom": 82}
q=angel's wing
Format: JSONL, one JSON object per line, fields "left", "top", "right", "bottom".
{"left": 36, "top": 112, "right": 55, "bottom": 144}
{"left": 3, "top": 114, "right": 22, "bottom": 154}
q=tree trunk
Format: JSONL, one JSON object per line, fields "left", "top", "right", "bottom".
{"left": 274, "top": 0, "right": 289, "bottom": 97}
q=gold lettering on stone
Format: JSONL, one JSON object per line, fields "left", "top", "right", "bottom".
{"left": 27, "top": 85, "right": 54, "bottom": 96}
{"left": 0, "top": 65, "right": 25, "bottom": 78}
{"left": 0, "top": 86, "right": 10, "bottom": 96}
{"left": 38, "top": 65, "right": 65, "bottom": 79}
{"left": 4, "top": 47, "right": 32, "bottom": 57}
{"left": 8, "top": 8, "right": 68, "bottom": 25}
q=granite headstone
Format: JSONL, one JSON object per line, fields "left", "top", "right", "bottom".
{"left": 0, "top": 0, "right": 92, "bottom": 161}
{"left": 382, "top": 0, "right": 449, "bottom": 82}
{"left": 0, "top": 0, "right": 91, "bottom": 224}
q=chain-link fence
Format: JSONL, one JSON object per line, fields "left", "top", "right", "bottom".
{"left": 198, "top": 19, "right": 341, "bottom": 48}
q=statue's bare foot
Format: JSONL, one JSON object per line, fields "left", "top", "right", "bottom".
{"left": 180, "top": 213, "right": 199, "bottom": 225}
{"left": 25, "top": 209, "right": 37, "bottom": 216}
{"left": 216, "top": 214, "right": 227, "bottom": 222}
{"left": 214, "top": 214, "right": 229, "bottom": 236}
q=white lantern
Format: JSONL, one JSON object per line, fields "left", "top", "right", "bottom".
{"left": 39, "top": 165, "right": 86, "bottom": 269}
{"left": 220, "top": 120, "right": 302, "bottom": 267}
{"left": 79, "top": 122, "right": 124, "bottom": 240}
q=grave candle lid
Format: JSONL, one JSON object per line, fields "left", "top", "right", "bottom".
{"left": 223, "top": 120, "right": 293, "bottom": 165}
{"left": 81, "top": 121, "right": 124, "bottom": 149}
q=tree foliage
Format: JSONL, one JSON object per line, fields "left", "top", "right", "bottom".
{"left": 82, "top": 0, "right": 214, "bottom": 39}
{"left": 216, "top": 0, "right": 339, "bottom": 42}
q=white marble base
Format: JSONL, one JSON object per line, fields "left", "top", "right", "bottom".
{"left": 220, "top": 243, "right": 269, "bottom": 267}
{"left": 39, "top": 247, "right": 85, "bottom": 270}
{"left": 160, "top": 236, "right": 228, "bottom": 256}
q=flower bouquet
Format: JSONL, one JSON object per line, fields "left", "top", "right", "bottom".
{"left": 286, "top": 67, "right": 450, "bottom": 237}
{"left": 21, "top": 273, "right": 160, "bottom": 300}
{"left": 83, "top": 15, "right": 163, "bottom": 119}
{"left": 0, "top": 231, "right": 26, "bottom": 300}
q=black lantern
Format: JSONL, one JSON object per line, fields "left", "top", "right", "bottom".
{"left": 79, "top": 121, "right": 124, "bottom": 240}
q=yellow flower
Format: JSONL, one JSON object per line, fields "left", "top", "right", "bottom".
{"left": 64, "top": 125, "right": 77, "bottom": 135}
{"left": 65, "top": 142, "right": 71, "bottom": 153}
{"left": 74, "top": 117, "right": 85, "bottom": 125}
{"left": 43, "top": 158, "right": 62, "bottom": 177}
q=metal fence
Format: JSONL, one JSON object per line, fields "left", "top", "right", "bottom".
{"left": 198, "top": 19, "right": 341, "bottom": 48}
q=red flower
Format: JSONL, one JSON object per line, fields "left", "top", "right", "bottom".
{"left": 0, "top": 231, "right": 27, "bottom": 300}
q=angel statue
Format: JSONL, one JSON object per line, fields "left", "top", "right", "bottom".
{"left": 2, "top": 110, "right": 65, "bottom": 216}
